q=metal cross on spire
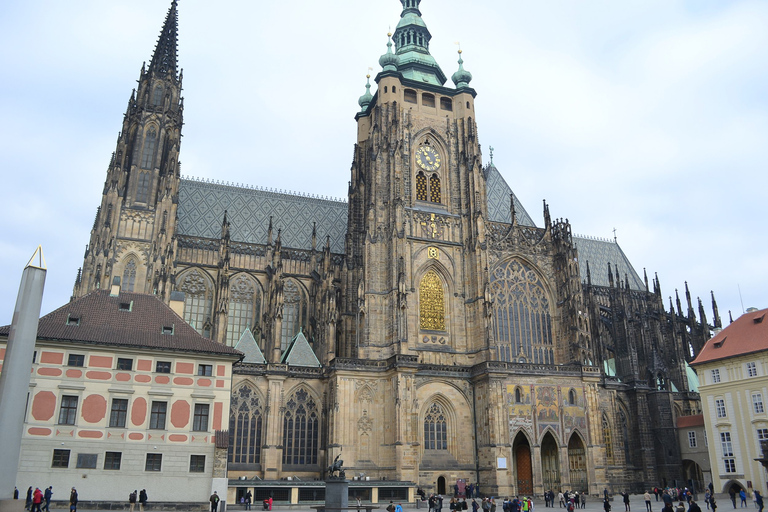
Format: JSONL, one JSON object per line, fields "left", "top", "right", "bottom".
{"left": 489, "top": 146, "right": 494, "bottom": 165}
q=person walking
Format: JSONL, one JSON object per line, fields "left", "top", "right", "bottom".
{"left": 755, "top": 492, "right": 763, "bottom": 512}
{"left": 69, "top": 488, "right": 78, "bottom": 512}
{"left": 25, "top": 487, "right": 33, "bottom": 511}
{"left": 32, "top": 488, "right": 43, "bottom": 512}
{"left": 731, "top": 490, "right": 737, "bottom": 509}
{"left": 139, "top": 490, "right": 148, "bottom": 512}
{"left": 582, "top": 494, "right": 586, "bottom": 509}
{"left": 43, "top": 487, "right": 53, "bottom": 512}
{"left": 210, "top": 491, "right": 220, "bottom": 512}
{"left": 741, "top": 491, "right": 748, "bottom": 508}
{"left": 246, "top": 491, "right": 253, "bottom": 511}
{"left": 605, "top": 500, "right": 612, "bottom": 512}
{"left": 646, "top": 492, "right": 653, "bottom": 512}
{"left": 622, "top": 492, "right": 631, "bottom": 512}
{"left": 129, "top": 491, "right": 138, "bottom": 512}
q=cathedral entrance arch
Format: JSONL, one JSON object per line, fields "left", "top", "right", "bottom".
{"left": 567, "top": 434, "right": 588, "bottom": 492}
{"left": 541, "top": 432, "right": 561, "bottom": 492}
{"left": 437, "top": 476, "right": 446, "bottom": 495}
{"left": 513, "top": 433, "right": 533, "bottom": 495}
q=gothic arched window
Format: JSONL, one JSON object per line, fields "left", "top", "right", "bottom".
{"left": 282, "top": 388, "right": 319, "bottom": 466}
{"left": 136, "top": 171, "right": 151, "bottom": 203}
{"left": 423, "top": 402, "right": 448, "bottom": 450}
{"left": 179, "top": 269, "right": 213, "bottom": 338}
{"left": 280, "top": 279, "right": 306, "bottom": 351}
{"left": 227, "top": 275, "right": 262, "bottom": 347}
{"left": 568, "top": 389, "right": 576, "bottom": 405}
{"left": 419, "top": 270, "right": 445, "bottom": 331}
{"left": 228, "top": 385, "right": 263, "bottom": 465}
{"left": 122, "top": 259, "right": 137, "bottom": 293}
{"left": 429, "top": 174, "right": 441, "bottom": 203}
{"left": 416, "top": 172, "right": 428, "bottom": 201}
{"left": 152, "top": 85, "right": 164, "bottom": 106}
{"left": 491, "top": 260, "right": 554, "bottom": 364}
{"left": 514, "top": 387, "right": 522, "bottom": 404}
{"left": 140, "top": 128, "right": 157, "bottom": 169}
{"left": 619, "top": 409, "right": 630, "bottom": 464}
{"left": 602, "top": 413, "right": 614, "bottom": 464}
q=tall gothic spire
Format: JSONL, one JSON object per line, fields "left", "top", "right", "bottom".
{"left": 392, "top": 0, "right": 447, "bottom": 85}
{"left": 148, "top": 0, "right": 179, "bottom": 79}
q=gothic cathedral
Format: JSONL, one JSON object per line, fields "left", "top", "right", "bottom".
{"left": 73, "top": 0, "right": 716, "bottom": 496}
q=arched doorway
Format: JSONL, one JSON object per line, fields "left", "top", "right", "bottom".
{"left": 568, "top": 434, "right": 588, "bottom": 492}
{"left": 514, "top": 433, "right": 533, "bottom": 495}
{"left": 541, "top": 432, "right": 561, "bottom": 492}
{"left": 437, "top": 476, "right": 446, "bottom": 495}
{"left": 682, "top": 459, "right": 704, "bottom": 492}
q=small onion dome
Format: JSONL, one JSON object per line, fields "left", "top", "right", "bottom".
{"left": 451, "top": 50, "right": 473, "bottom": 88}
{"left": 379, "top": 33, "right": 399, "bottom": 72}
{"left": 358, "top": 75, "right": 373, "bottom": 111}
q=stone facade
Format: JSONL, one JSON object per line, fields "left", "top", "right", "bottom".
{"left": 71, "top": 0, "right": 717, "bottom": 498}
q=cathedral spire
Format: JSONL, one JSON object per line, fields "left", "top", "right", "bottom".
{"left": 148, "top": 0, "right": 179, "bottom": 79}
{"left": 392, "top": 0, "right": 447, "bottom": 85}
{"left": 711, "top": 291, "right": 722, "bottom": 329}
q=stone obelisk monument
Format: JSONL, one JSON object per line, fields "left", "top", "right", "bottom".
{"left": 0, "top": 248, "right": 47, "bottom": 512}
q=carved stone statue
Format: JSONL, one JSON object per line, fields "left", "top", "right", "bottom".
{"left": 327, "top": 453, "right": 345, "bottom": 479}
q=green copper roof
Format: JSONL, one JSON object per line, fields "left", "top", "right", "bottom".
{"left": 358, "top": 75, "right": 374, "bottom": 111}
{"left": 391, "top": 0, "right": 447, "bottom": 86}
{"left": 451, "top": 50, "right": 473, "bottom": 88}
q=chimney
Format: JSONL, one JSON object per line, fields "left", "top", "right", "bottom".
{"left": 110, "top": 276, "right": 121, "bottom": 297}
{"left": 169, "top": 291, "right": 185, "bottom": 318}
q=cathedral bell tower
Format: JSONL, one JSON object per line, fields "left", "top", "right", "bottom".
{"left": 343, "top": 0, "right": 491, "bottom": 364}
{"left": 74, "top": 1, "right": 183, "bottom": 300}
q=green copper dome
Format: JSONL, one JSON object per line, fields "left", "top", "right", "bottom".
{"left": 451, "top": 50, "right": 473, "bottom": 88}
{"left": 378, "top": 34, "right": 399, "bottom": 72}
{"left": 392, "top": 0, "right": 447, "bottom": 86}
{"left": 358, "top": 75, "right": 373, "bottom": 111}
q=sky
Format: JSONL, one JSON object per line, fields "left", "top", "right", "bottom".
{"left": 0, "top": 0, "right": 766, "bottom": 328}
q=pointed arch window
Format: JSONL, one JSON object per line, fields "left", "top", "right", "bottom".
{"left": 282, "top": 388, "right": 319, "bottom": 466}
{"left": 280, "top": 280, "right": 306, "bottom": 351}
{"left": 152, "top": 85, "right": 164, "bottom": 106}
{"left": 619, "top": 410, "right": 630, "bottom": 464}
{"left": 227, "top": 276, "right": 262, "bottom": 347}
{"left": 136, "top": 171, "right": 151, "bottom": 203}
{"left": 423, "top": 402, "right": 448, "bottom": 450}
{"left": 140, "top": 128, "right": 157, "bottom": 169}
{"left": 416, "top": 172, "right": 428, "bottom": 201}
{"left": 122, "top": 259, "right": 137, "bottom": 293}
{"left": 179, "top": 270, "right": 213, "bottom": 338}
{"left": 490, "top": 260, "right": 554, "bottom": 364}
{"left": 228, "top": 385, "right": 264, "bottom": 465}
{"left": 514, "top": 387, "right": 522, "bottom": 404}
{"left": 429, "top": 174, "right": 441, "bottom": 202}
{"left": 602, "top": 413, "right": 614, "bottom": 464}
{"left": 419, "top": 270, "right": 445, "bottom": 331}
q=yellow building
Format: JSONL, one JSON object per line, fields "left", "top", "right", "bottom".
{"left": 0, "top": 288, "right": 242, "bottom": 506}
{"left": 691, "top": 307, "right": 768, "bottom": 496}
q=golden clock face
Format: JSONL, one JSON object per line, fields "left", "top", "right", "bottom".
{"left": 416, "top": 145, "right": 441, "bottom": 171}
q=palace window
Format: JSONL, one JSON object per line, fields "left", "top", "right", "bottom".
{"left": 145, "top": 453, "right": 162, "bottom": 472}
{"left": 423, "top": 402, "right": 448, "bottom": 450}
{"left": 179, "top": 270, "right": 213, "bottom": 338}
{"left": 140, "top": 128, "right": 157, "bottom": 169}
{"left": 109, "top": 398, "right": 128, "bottom": 428}
{"left": 227, "top": 275, "right": 262, "bottom": 347}
{"left": 52, "top": 449, "right": 70, "bottom": 468}
{"left": 716, "top": 399, "right": 727, "bottom": 418}
{"left": 754, "top": 393, "right": 765, "bottom": 414}
{"left": 190, "top": 455, "right": 206, "bottom": 473}
{"left": 490, "top": 260, "right": 554, "bottom": 364}
{"left": 721, "top": 432, "right": 735, "bottom": 473}
{"left": 747, "top": 362, "right": 758, "bottom": 377}
{"left": 193, "top": 404, "right": 210, "bottom": 431}
{"left": 229, "top": 385, "right": 264, "bottom": 465}
{"left": 711, "top": 369, "right": 721, "bottom": 383}
{"left": 602, "top": 414, "right": 614, "bottom": 464}
{"left": 282, "top": 388, "right": 319, "bottom": 466}
{"left": 419, "top": 270, "right": 446, "bottom": 331}
{"left": 280, "top": 280, "right": 307, "bottom": 351}
{"left": 58, "top": 395, "right": 78, "bottom": 425}
{"left": 104, "top": 451, "right": 122, "bottom": 470}
{"left": 149, "top": 401, "right": 167, "bottom": 430}
{"left": 688, "top": 431, "right": 697, "bottom": 448}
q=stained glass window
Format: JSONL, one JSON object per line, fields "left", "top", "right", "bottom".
{"left": 136, "top": 172, "right": 151, "bottom": 203}
{"left": 423, "top": 402, "right": 448, "bottom": 450}
{"left": 122, "top": 259, "right": 137, "bottom": 292}
{"left": 416, "top": 172, "right": 428, "bottom": 201}
{"left": 281, "top": 280, "right": 305, "bottom": 351}
{"left": 140, "top": 128, "right": 157, "bottom": 169}
{"left": 282, "top": 388, "right": 319, "bottom": 465}
{"left": 602, "top": 414, "right": 614, "bottom": 464}
{"left": 153, "top": 85, "right": 164, "bottom": 106}
{"left": 490, "top": 260, "right": 554, "bottom": 364}
{"left": 179, "top": 270, "right": 213, "bottom": 338}
{"left": 429, "top": 174, "right": 441, "bottom": 203}
{"left": 228, "top": 385, "right": 263, "bottom": 465}
{"left": 227, "top": 276, "right": 261, "bottom": 347}
{"left": 419, "top": 270, "right": 445, "bottom": 331}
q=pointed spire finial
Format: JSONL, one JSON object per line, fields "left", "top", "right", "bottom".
{"left": 148, "top": 0, "right": 180, "bottom": 79}
{"left": 358, "top": 72, "right": 374, "bottom": 111}
{"left": 711, "top": 291, "right": 722, "bottom": 329}
{"left": 379, "top": 33, "right": 399, "bottom": 73}
{"left": 489, "top": 146, "right": 495, "bottom": 165}
{"left": 451, "top": 47, "right": 473, "bottom": 88}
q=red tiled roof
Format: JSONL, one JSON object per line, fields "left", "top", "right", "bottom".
{"left": 0, "top": 290, "right": 242, "bottom": 358}
{"left": 691, "top": 308, "right": 768, "bottom": 366}
{"left": 677, "top": 414, "right": 704, "bottom": 428}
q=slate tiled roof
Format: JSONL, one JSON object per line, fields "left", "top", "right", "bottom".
{"left": 280, "top": 330, "right": 321, "bottom": 367}
{"left": 0, "top": 290, "right": 242, "bottom": 357}
{"left": 178, "top": 178, "right": 348, "bottom": 253}
{"left": 573, "top": 237, "right": 645, "bottom": 291}
{"left": 233, "top": 328, "right": 266, "bottom": 364}
{"left": 484, "top": 164, "right": 536, "bottom": 227}
{"left": 691, "top": 308, "right": 768, "bottom": 366}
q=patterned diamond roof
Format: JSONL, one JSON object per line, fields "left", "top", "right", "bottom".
{"left": 484, "top": 164, "right": 536, "bottom": 227}
{"left": 233, "top": 328, "right": 266, "bottom": 364}
{"left": 178, "top": 178, "right": 348, "bottom": 253}
{"left": 573, "top": 237, "right": 645, "bottom": 291}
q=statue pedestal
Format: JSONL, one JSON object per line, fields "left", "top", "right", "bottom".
{"left": 325, "top": 478, "right": 349, "bottom": 510}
